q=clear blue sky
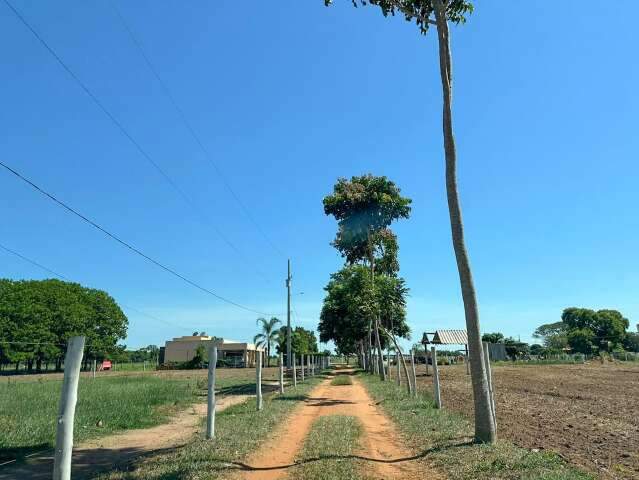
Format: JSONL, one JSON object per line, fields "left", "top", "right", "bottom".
{"left": 1, "top": 1, "right": 637, "bottom": 350}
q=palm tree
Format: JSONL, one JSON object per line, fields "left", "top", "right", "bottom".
{"left": 253, "top": 317, "right": 281, "bottom": 367}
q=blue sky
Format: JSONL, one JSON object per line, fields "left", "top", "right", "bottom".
{"left": 1, "top": 1, "right": 637, "bottom": 350}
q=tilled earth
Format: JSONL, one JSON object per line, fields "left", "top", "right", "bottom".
{"left": 414, "top": 362, "right": 639, "bottom": 479}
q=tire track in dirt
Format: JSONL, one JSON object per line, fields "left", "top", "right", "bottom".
{"left": 232, "top": 372, "right": 440, "bottom": 480}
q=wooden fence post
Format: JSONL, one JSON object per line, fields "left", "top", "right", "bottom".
{"left": 424, "top": 351, "right": 429, "bottom": 376}
{"left": 53, "top": 335, "right": 85, "bottom": 480}
{"left": 410, "top": 349, "right": 417, "bottom": 397}
{"left": 482, "top": 342, "right": 497, "bottom": 430}
{"left": 206, "top": 346, "right": 217, "bottom": 439}
{"left": 256, "top": 353, "right": 263, "bottom": 411}
{"left": 279, "top": 353, "right": 285, "bottom": 394}
{"left": 396, "top": 353, "right": 401, "bottom": 387}
{"left": 431, "top": 347, "right": 441, "bottom": 409}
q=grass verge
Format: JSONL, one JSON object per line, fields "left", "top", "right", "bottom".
{"left": 330, "top": 375, "right": 353, "bottom": 386}
{"left": 291, "top": 415, "right": 364, "bottom": 480}
{"left": 97, "top": 377, "right": 324, "bottom": 479}
{"left": 358, "top": 373, "right": 593, "bottom": 480}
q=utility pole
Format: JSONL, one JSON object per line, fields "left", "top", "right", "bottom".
{"left": 286, "top": 259, "right": 292, "bottom": 368}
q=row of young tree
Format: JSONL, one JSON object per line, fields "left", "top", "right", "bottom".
{"left": 321, "top": 0, "right": 496, "bottom": 443}
{"left": 319, "top": 174, "right": 412, "bottom": 378}
{"left": 0, "top": 279, "right": 128, "bottom": 372}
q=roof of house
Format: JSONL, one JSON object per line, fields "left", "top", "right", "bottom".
{"left": 422, "top": 329, "right": 468, "bottom": 345}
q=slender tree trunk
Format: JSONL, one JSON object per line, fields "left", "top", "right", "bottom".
{"left": 381, "top": 327, "right": 412, "bottom": 395}
{"left": 433, "top": 0, "right": 495, "bottom": 444}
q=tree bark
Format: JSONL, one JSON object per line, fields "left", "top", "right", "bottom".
{"left": 432, "top": 0, "right": 496, "bottom": 444}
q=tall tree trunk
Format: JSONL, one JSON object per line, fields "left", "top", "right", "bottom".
{"left": 433, "top": 0, "right": 496, "bottom": 444}
{"left": 369, "top": 254, "right": 386, "bottom": 381}
{"left": 374, "top": 316, "right": 385, "bottom": 380}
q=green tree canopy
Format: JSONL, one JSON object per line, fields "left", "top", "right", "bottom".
{"left": 323, "top": 174, "right": 411, "bottom": 271}
{"left": 482, "top": 332, "right": 504, "bottom": 344}
{"left": 325, "top": 0, "right": 473, "bottom": 34}
{"left": 0, "top": 278, "right": 128, "bottom": 371}
{"left": 276, "top": 326, "right": 318, "bottom": 355}
{"left": 318, "top": 265, "right": 410, "bottom": 356}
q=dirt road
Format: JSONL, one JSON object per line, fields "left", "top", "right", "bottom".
{"left": 0, "top": 395, "right": 248, "bottom": 480}
{"left": 231, "top": 371, "right": 438, "bottom": 480}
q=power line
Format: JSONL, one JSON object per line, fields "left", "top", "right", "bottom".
{"left": 109, "top": 1, "right": 285, "bottom": 259}
{"left": 0, "top": 161, "right": 276, "bottom": 316}
{"left": 0, "top": 242, "right": 191, "bottom": 331}
{"left": 2, "top": 0, "right": 273, "bottom": 285}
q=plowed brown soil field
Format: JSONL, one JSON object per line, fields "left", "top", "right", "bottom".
{"left": 414, "top": 362, "right": 639, "bottom": 479}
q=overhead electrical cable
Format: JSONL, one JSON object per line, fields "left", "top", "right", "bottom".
{"left": 0, "top": 161, "right": 277, "bottom": 316}
{"left": 0, "top": 242, "right": 191, "bottom": 331}
{"left": 109, "top": 1, "right": 286, "bottom": 259}
{"left": 2, "top": 0, "right": 273, "bottom": 285}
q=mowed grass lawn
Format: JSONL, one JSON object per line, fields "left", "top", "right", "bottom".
{"left": 0, "top": 370, "right": 262, "bottom": 461}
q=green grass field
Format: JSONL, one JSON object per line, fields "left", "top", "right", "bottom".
{"left": 0, "top": 370, "right": 262, "bottom": 462}
{"left": 358, "top": 373, "right": 593, "bottom": 480}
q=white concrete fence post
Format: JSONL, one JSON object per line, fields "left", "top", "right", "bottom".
{"left": 301, "top": 354, "right": 305, "bottom": 382}
{"left": 396, "top": 352, "right": 401, "bottom": 387}
{"left": 482, "top": 341, "right": 497, "bottom": 431}
{"left": 256, "top": 353, "right": 263, "bottom": 411}
{"left": 431, "top": 347, "right": 442, "bottom": 409}
{"left": 279, "top": 353, "right": 285, "bottom": 394}
{"left": 92, "top": 359, "right": 96, "bottom": 379}
{"left": 206, "top": 346, "right": 217, "bottom": 439}
{"left": 410, "top": 349, "right": 417, "bottom": 397}
{"left": 53, "top": 335, "right": 85, "bottom": 480}
{"left": 292, "top": 354, "right": 297, "bottom": 387}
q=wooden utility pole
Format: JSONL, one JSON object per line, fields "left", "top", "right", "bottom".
{"left": 53, "top": 335, "right": 85, "bottom": 480}
{"left": 286, "top": 259, "right": 292, "bottom": 368}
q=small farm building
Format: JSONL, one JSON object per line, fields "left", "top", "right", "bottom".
{"left": 163, "top": 335, "right": 265, "bottom": 367}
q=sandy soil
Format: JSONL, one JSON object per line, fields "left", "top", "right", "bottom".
{"left": 0, "top": 395, "right": 248, "bottom": 480}
{"left": 415, "top": 362, "right": 639, "bottom": 479}
{"left": 232, "top": 371, "right": 439, "bottom": 480}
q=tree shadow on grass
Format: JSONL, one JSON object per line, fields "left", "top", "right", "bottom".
{"left": 0, "top": 445, "right": 184, "bottom": 480}
{"left": 206, "top": 439, "right": 474, "bottom": 472}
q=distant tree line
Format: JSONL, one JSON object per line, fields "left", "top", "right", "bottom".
{"left": 480, "top": 307, "right": 637, "bottom": 359}
{"left": 533, "top": 308, "right": 636, "bottom": 355}
{"left": 0, "top": 278, "right": 128, "bottom": 372}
